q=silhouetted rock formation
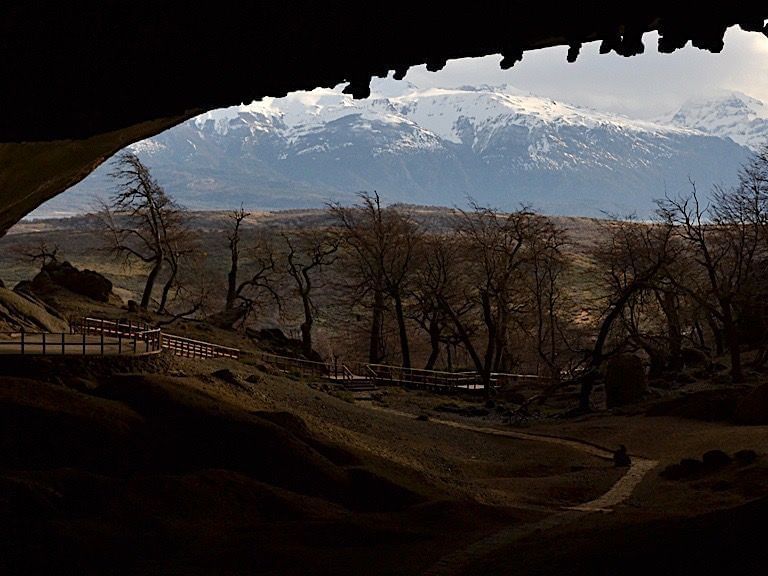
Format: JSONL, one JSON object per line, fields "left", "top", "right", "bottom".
{"left": 246, "top": 327, "right": 323, "bottom": 362}
{"left": 17, "top": 261, "right": 114, "bottom": 303}
{"left": 605, "top": 355, "right": 647, "bottom": 408}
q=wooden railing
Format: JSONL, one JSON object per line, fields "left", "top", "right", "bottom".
{"left": 250, "top": 352, "right": 554, "bottom": 394}
{"left": 69, "top": 317, "right": 241, "bottom": 359}
{"left": 365, "top": 363, "right": 484, "bottom": 390}
{"left": 161, "top": 333, "right": 240, "bottom": 359}
{"left": 72, "top": 317, "right": 162, "bottom": 354}
{"left": 75, "top": 317, "right": 240, "bottom": 359}
{"left": 252, "top": 350, "right": 333, "bottom": 377}
{"left": 0, "top": 318, "right": 162, "bottom": 356}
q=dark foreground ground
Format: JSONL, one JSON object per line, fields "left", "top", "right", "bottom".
{"left": 1, "top": 347, "right": 768, "bottom": 575}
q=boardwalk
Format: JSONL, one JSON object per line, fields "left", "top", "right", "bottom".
{"left": 254, "top": 350, "right": 554, "bottom": 395}
{"left": 0, "top": 317, "right": 239, "bottom": 359}
{"left": 0, "top": 332, "right": 156, "bottom": 356}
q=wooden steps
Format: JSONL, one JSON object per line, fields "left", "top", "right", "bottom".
{"left": 341, "top": 378, "right": 377, "bottom": 392}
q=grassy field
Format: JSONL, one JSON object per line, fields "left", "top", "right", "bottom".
{"left": 0, "top": 207, "right": 607, "bottom": 365}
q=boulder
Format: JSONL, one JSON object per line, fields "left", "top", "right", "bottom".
{"left": 211, "top": 368, "right": 241, "bottom": 385}
{"left": 702, "top": 449, "right": 732, "bottom": 470}
{"left": 605, "top": 355, "right": 647, "bottom": 408}
{"left": 733, "top": 383, "right": 768, "bottom": 425}
{"left": 32, "top": 261, "right": 113, "bottom": 302}
{"left": 734, "top": 449, "right": 759, "bottom": 465}
{"left": 246, "top": 326, "right": 323, "bottom": 362}
{"left": 681, "top": 347, "right": 710, "bottom": 369}
{"left": 0, "top": 287, "right": 69, "bottom": 333}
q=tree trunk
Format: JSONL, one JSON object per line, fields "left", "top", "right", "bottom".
{"left": 424, "top": 315, "right": 440, "bottom": 370}
{"left": 722, "top": 304, "right": 743, "bottom": 382}
{"left": 492, "top": 306, "right": 510, "bottom": 372}
{"left": 393, "top": 292, "right": 411, "bottom": 368}
{"left": 661, "top": 290, "right": 683, "bottom": 371}
{"left": 439, "top": 295, "right": 485, "bottom": 386}
{"left": 578, "top": 370, "right": 598, "bottom": 412}
{"left": 300, "top": 293, "right": 313, "bottom": 358}
{"left": 480, "top": 291, "right": 496, "bottom": 399}
{"left": 578, "top": 286, "right": 637, "bottom": 409}
{"left": 707, "top": 313, "right": 724, "bottom": 356}
{"left": 141, "top": 258, "right": 163, "bottom": 309}
{"left": 369, "top": 287, "right": 385, "bottom": 364}
{"left": 693, "top": 320, "right": 707, "bottom": 350}
{"left": 157, "top": 263, "right": 178, "bottom": 313}
{"left": 226, "top": 255, "right": 238, "bottom": 310}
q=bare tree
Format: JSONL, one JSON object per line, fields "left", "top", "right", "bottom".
{"left": 657, "top": 183, "right": 761, "bottom": 382}
{"left": 281, "top": 228, "right": 340, "bottom": 357}
{"left": 230, "top": 234, "right": 281, "bottom": 326}
{"left": 156, "top": 225, "right": 202, "bottom": 315}
{"left": 330, "top": 192, "right": 420, "bottom": 367}
{"left": 574, "top": 218, "right": 674, "bottom": 407}
{"left": 526, "top": 216, "right": 570, "bottom": 380}
{"left": 14, "top": 240, "right": 61, "bottom": 268}
{"left": 438, "top": 204, "right": 537, "bottom": 396}
{"left": 101, "top": 152, "right": 185, "bottom": 309}
{"left": 155, "top": 254, "right": 211, "bottom": 326}
{"left": 225, "top": 205, "right": 249, "bottom": 311}
{"left": 409, "top": 234, "right": 474, "bottom": 370}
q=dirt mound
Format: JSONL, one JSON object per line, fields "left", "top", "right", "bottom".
{"left": 0, "top": 373, "right": 420, "bottom": 511}
{"left": 0, "top": 373, "right": 436, "bottom": 574}
{"left": 0, "top": 287, "right": 69, "bottom": 333}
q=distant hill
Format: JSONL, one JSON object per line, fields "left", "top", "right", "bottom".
{"left": 39, "top": 81, "right": 766, "bottom": 219}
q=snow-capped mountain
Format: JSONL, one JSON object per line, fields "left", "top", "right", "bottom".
{"left": 44, "top": 80, "right": 762, "bottom": 218}
{"left": 668, "top": 91, "right": 768, "bottom": 150}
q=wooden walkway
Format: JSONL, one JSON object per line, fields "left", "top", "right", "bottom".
{"left": 0, "top": 317, "right": 240, "bottom": 360}
{"left": 0, "top": 332, "right": 155, "bottom": 356}
{"left": 253, "top": 351, "right": 552, "bottom": 395}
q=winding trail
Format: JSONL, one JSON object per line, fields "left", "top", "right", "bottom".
{"left": 363, "top": 405, "right": 658, "bottom": 576}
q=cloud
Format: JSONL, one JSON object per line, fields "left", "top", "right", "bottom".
{"left": 404, "top": 28, "right": 768, "bottom": 119}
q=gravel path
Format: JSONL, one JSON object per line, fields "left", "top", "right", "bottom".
{"left": 364, "top": 405, "right": 659, "bottom": 576}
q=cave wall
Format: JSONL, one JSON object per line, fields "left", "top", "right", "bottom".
{"left": 0, "top": 2, "right": 766, "bottom": 233}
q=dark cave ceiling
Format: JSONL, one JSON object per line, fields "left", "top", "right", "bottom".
{"left": 0, "top": 2, "right": 766, "bottom": 233}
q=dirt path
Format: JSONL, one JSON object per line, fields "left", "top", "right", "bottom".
{"left": 363, "top": 405, "right": 658, "bottom": 576}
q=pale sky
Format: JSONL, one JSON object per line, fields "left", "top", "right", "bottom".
{"left": 400, "top": 27, "right": 768, "bottom": 119}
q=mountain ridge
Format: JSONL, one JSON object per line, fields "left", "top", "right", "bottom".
{"left": 37, "top": 81, "right": 766, "bottom": 219}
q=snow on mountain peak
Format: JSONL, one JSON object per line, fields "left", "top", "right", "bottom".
{"left": 184, "top": 78, "right": 768, "bottom": 154}
{"left": 670, "top": 90, "right": 768, "bottom": 149}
